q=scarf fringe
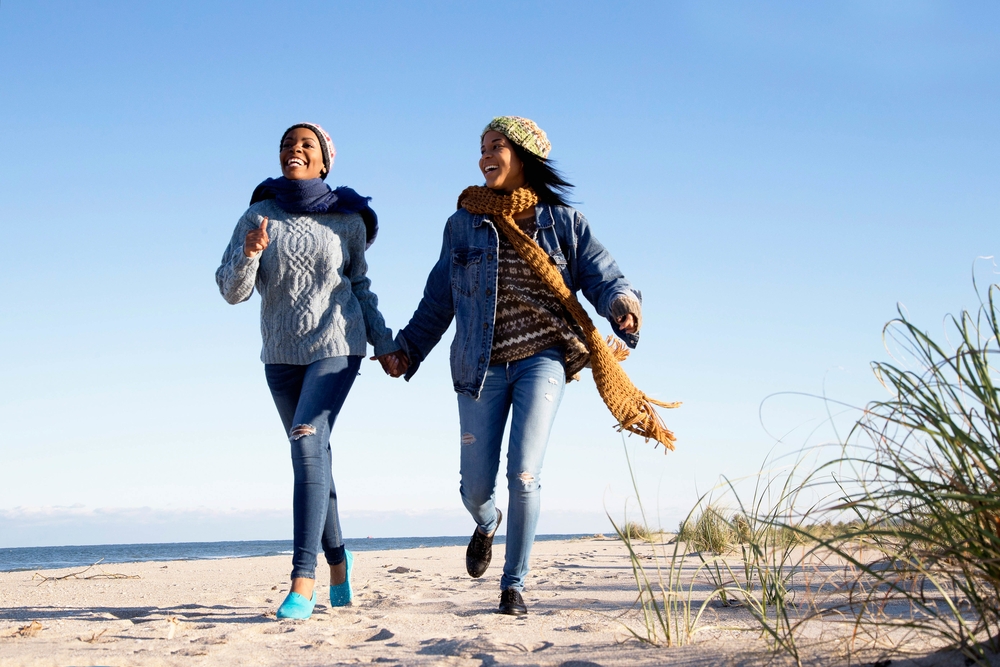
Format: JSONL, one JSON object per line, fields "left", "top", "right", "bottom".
{"left": 459, "top": 185, "right": 680, "bottom": 450}
{"left": 605, "top": 335, "right": 631, "bottom": 362}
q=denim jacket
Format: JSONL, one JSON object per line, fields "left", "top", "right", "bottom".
{"left": 397, "top": 203, "right": 641, "bottom": 399}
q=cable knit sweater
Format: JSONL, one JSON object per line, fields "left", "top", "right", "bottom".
{"left": 216, "top": 200, "right": 398, "bottom": 365}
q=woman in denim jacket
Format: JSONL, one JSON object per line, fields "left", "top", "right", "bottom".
{"left": 396, "top": 117, "right": 642, "bottom": 615}
{"left": 216, "top": 122, "right": 406, "bottom": 620}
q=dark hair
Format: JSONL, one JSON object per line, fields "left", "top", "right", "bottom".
{"left": 509, "top": 143, "right": 574, "bottom": 206}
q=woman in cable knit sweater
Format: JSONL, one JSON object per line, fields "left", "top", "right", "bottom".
{"left": 395, "top": 117, "right": 643, "bottom": 616}
{"left": 216, "top": 122, "right": 407, "bottom": 620}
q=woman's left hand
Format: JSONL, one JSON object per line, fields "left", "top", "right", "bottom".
{"left": 371, "top": 350, "right": 410, "bottom": 378}
{"left": 616, "top": 313, "right": 639, "bottom": 335}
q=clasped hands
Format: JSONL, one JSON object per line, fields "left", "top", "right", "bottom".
{"left": 372, "top": 349, "right": 409, "bottom": 378}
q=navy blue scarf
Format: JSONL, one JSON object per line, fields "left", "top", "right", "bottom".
{"left": 250, "top": 177, "right": 379, "bottom": 247}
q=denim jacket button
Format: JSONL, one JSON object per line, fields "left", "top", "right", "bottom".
{"left": 485, "top": 288, "right": 492, "bottom": 296}
{"left": 482, "top": 322, "right": 488, "bottom": 330}
{"left": 479, "top": 355, "right": 485, "bottom": 363}
{"left": 487, "top": 254, "right": 494, "bottom": 260}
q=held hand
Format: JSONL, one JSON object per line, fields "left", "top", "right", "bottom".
{"left": 243, "top": 217, "right": 269, "bottom": 257}
{"left": 616, "top": 313, "right": 639, "bottom": 335}
{"left": 371, "top": 350, "right": 410, "bottom": 378}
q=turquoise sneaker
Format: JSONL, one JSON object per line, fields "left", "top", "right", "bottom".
{"left": 276, "top": 590, "right": 316, "bottom": 620}
{"left": 329, "top": 549, "right": 354, "bottom": 607}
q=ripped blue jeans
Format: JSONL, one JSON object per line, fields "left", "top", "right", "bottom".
{"left": 265, "top": 356, "right": 361, "bottom": 580}
{"left": 457, "top": 347, "right": 566, "bottom": 592}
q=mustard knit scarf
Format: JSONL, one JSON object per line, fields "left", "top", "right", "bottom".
{"left": 458, "top": 185, "right": 679, "bottom": 450}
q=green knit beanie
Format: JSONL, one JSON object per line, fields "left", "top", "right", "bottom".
{"left": 481, "top": 116, "right": 551, "bottom": 159}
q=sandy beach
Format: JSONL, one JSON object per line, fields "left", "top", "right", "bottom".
{"left": 0, "top": 536, "right": 976, "bottom": 666}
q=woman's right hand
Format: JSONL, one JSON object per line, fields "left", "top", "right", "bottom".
{"left": 243, "top": 217, "right": 269, "bottom": 257}
{"left": 616, "top": 313, "right": 639, "bottom": 335}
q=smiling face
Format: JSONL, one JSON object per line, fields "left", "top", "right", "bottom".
{"left": 279, "top": 127, "right": 326, "bottom": 180}
{"left": 479, "top": 130, "right": 525, "bottom": 192}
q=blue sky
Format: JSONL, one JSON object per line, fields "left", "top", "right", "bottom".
{"left": 0, "top": 1, "right": 997, "bottom": 547}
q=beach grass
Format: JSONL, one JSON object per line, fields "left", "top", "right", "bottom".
{"left": 806, "top": 279, "right": 1000, "bottom": 663}
{"left": 620, "top": 521, "right": 653, "bottom": 541}
{"left": 618, "top": 280, "right": 1000, "bottom": 665}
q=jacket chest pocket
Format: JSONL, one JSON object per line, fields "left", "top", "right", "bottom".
{"left": 451, "top": 248, "right": 485, "bottom": 297}
{"left": 549, "top": 250, "right": 572, "bottom": 288}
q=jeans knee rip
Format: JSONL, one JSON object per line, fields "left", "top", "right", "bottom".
{"left": 289, "top": 424, "right": 317, "bottom": 441}
{"left": 461, "top": 432, "right": 477, "bottom": 445}
{"left": 547, "top": 376, "right": 559, "bottom": 385}
{"left": 517, "top": 471, "right": 536, "bottom": 484}
{"left": 544, "top": 393, "right": 554, "bottom": 402}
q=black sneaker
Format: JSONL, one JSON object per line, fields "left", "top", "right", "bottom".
{"left": 465, "top": 509, "right": 502, "bottom": 578}
{"left": 498, "top": 588, "right": 527, "bottom": 616}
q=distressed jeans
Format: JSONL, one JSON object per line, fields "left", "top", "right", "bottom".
{"left": 457, "top": 347, "right": 566, "bottom": 591}
{"left": 264, "top": 356, "right": 361, "bottom": 580}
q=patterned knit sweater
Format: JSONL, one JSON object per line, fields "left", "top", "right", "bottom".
{"left": 490, "top": 217, "right": 590, "bottom": 377}
{"left": 216, "top": 200, "right": 397, "bottom": 365}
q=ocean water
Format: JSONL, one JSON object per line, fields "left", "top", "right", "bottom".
{"left": 0, "top": 534, "right": 592, "bottom": 573}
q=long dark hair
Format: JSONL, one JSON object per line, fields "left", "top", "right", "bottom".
{"left": 509, "top": 143, "right": 574, "bottom": 206}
